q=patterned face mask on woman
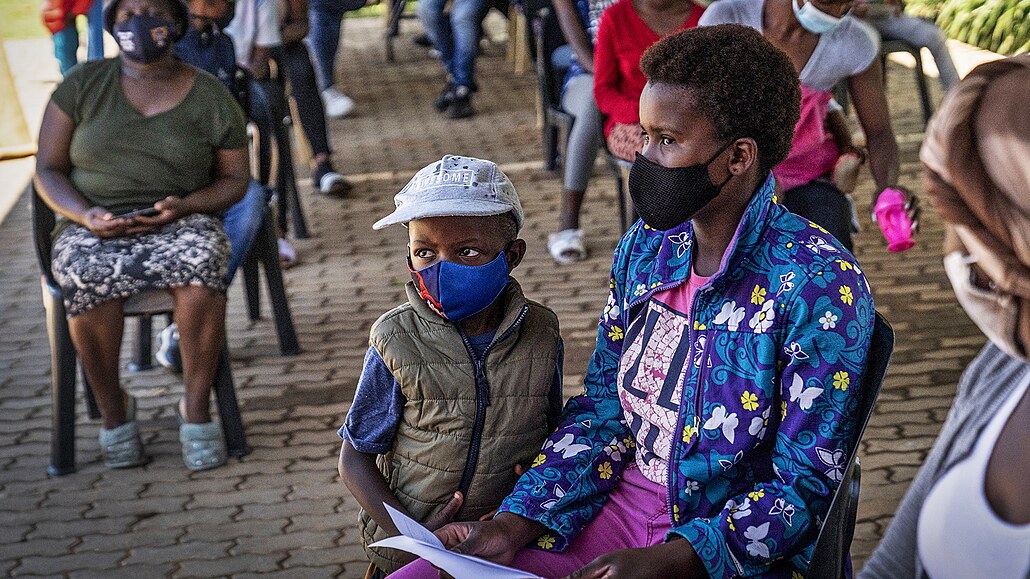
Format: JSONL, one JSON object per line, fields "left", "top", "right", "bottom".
{"left": 114, "top": 14, "right": 176, "bottom": 64}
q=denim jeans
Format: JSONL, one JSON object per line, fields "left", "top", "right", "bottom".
{"left": 222, "top": 181, "right": 270, "bottom": 282}
{"left": 307, "top": 0, "right": 346, "bottom": 91}
{"left": 416, "top": 0, "right": 485, "bottom": 87}
{"left": 52, "top": 0, "right": 104, "bottom": 75}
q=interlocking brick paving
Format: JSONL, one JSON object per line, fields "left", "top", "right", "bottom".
{"left": 0, "top": 14, "right": 982, "bottom": 577}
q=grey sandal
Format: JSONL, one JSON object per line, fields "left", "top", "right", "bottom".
{"left": 98, "top": 395, "right": 147, "bottom": 469}
{"left": 179, "top": 421, "right": 227, "bottom": 471}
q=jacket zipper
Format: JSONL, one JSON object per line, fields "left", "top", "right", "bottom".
{"left": 663, "top": 280, "right": 714, "bottom": 526}
{"left": 454, "top": 305, "right": 530, "bottom": 518}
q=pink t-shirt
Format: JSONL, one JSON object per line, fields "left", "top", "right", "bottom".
{"left": 616, "top": 270, "right": 711, "bottom": 485}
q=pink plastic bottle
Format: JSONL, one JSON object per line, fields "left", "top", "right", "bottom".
{"left": 874, "top": 188, "right": 915, "bottom": 252}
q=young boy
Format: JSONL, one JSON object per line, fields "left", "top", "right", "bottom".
{"left": 338, "top": 155, "right": 564, "bottom": 576}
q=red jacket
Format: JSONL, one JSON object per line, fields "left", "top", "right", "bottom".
{"left": 42, "top": 0, "right": 94, "bottom": 34}
{"left": 593, "top": 0, "right": 704, "bottom": 137}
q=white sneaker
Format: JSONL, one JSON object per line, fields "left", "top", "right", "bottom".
{"left": 321, "top": 87, "right": 355, "bottom": 118}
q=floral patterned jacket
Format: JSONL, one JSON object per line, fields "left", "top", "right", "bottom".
{"left": 498, "top": 175, "right": 875, "bottom": 578}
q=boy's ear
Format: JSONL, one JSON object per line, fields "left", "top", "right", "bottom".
{"left": 505, "top": 239, "right": 527, "bottom": 272}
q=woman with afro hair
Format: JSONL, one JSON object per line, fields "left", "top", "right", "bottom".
{"left": 390, "top": 24, "right": 876, "bottom": 579}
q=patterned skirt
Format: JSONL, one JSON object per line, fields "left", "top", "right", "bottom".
{"left": 52, "top": 213, "right": 230, "bottom": 317}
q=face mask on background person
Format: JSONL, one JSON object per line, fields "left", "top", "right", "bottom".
{"left": 115, "top": 14, "right": 176, "bottom": 64}
{"left": 627, "top": 144, "right": 733, "bottom": 231}
{"left": 408, "top": 251, "right": 511, "bottom": 322}
{"left": 792, "top": 0, "right": 846, "bottom": 35}
{"left": 943, "top": 251, "right": 1026, "bottom": 361}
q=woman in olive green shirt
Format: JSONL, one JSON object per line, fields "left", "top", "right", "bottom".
{"left": 34, "top": 0, "right": 249, "bottom": 471}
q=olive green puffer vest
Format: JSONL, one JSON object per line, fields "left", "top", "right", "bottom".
{"left": 358, "top": 281, "right": 561, "bottom": 573}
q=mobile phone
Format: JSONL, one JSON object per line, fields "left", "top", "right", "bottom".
{"left": 117, "top": 207, "right": 160, "bottom": 219}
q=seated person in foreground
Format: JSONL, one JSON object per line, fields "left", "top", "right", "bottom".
{"left": 337, "top": 155, "right": 564, "bottom": 576}
{"left": 860, "top": 54, "right": 1030, "bottom": 579}
{"left": 34, "top": 0, "right": 249, "bottom": 471}
{"left": 392, "top": 24, "right": 874, "bottom": 579}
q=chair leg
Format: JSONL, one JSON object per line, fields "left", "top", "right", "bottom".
{"left": 213, "top": 344, "right": 250, "bottom": 458}
{"left": 276, "top": 120, "right": 310, "bottom": 240}
{"left": 242, "top": 253, "right": 261, "bottom": 321}
{"left": 257, "top": 213, "right": 300, "bottom": 355}
{"left": 912, "top": 51, "right": 933, "bottom": 125}
{"left": 128, "top": 315, "right": 154, "bottom": 371}
{"left": 43, "top": 284, "right": 77, "bottom": 476}
{"left": 543, "top": 120, "right": 558, "bottom": 172}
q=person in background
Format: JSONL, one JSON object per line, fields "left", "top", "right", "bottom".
{"left": 593, "top": 0, "right": 704, "bottom": 162}
{"left": 860, "top": 54, "right": 1030, "bottom": 579}
{"left": 274, "top": 0, "right": 353, "bottom": 197}
{"left": 43, "top": 0, "right": 105, "bottom": 75}
{"left": 854, "top": 0, "right": 960, "bottom": 92}
{"left": 337, "top": 155, "right": 563, "bottom": 577}
{"left": 35, "top": 0, "right": 249, "bottom": 471}
{"left": 307, "top": 0, "right": 360, "bottom": 118}
{"left": 545, "top": 0, "right": 616, "bottom": 265}
{"left": 418, "top": 0, "right": 484, "bottom": 118}
{"left": 700, "top": 0, "right": 919, "bottom": 252}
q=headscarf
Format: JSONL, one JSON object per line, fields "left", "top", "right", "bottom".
{"left": 921, "top": 54, "right": 1030, "bottom": 357}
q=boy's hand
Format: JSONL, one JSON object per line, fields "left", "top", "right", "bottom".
{"left": 424, "top": 491, "right": 464, "bottom": 531}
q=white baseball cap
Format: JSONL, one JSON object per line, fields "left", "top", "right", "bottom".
{"left": 373, "top": 155, "right": 524, "bottom": 231}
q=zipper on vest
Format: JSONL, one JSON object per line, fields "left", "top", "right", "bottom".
{"left": 454, "top": 304, "right": 530, "bottom": 517}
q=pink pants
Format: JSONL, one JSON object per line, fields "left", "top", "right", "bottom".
{"left": 388, "top": 463, "right": 671, "bottom": 579}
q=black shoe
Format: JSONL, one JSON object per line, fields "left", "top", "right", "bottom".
{"left": 433, "top": 83, "right": 455, "bottom": 112}
{"left": 446, "top": 86, "right": 474, "bottom": 119}
{"left": 413, "top": 33, "right": 433, "bottom": 47}
{"left": 313, "top": 162, "right": 353, "bottom": 197}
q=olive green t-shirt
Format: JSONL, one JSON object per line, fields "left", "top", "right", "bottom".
{"left": 50, "top": 58, "right": 248, "bottom": 215}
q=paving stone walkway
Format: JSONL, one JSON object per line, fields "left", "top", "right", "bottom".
{"left": 0, "top": 14, "right": 983, "bottom": 577}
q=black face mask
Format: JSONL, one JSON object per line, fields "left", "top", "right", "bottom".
{"left": 628, "top": 143, "right": 734, "bottom": 231}
{"left": 114, "top": 15, "right": 176, "bottom": 64}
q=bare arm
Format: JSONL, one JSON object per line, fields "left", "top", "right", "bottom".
{"left": 848, "top": 63, "right": 899, "bottom": 195}
{"left": 338, "top": 440, "right": 464, "bottom": 536}
{"left": 552, "top": 0, "right": 593, "bottom": 73}
{"left": 34, "top": 100, "right": 130, "bottom": 238}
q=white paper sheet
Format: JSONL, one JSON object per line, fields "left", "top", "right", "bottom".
{"left": 369, "top": 504, "right": 543, "bottom": 579}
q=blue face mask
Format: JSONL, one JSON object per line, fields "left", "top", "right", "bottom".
{"left": 408, "top": 250, "right": 510, "bottom": 321}
{"left": 792, "top": 0, "right": 845, "bottom": 35}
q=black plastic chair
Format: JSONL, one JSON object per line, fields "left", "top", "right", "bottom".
{"left": 833, "top": 38, "right": 933, "bottom": 127}
{"left": 880, "top": 38, "right": 933, "bottom": 125}
{"left": 32, "top": 185, "right": 251, "bottom": 476}
{"left": 249, "top": 76, "right": 310, "bottom": 240}
{"left": 808, "top": 311, "right": 895, "bottom": 578}
{"left": 384, "top": 0, "right": 415, "bottom": 62}
{"left": 596, "top": 113, "right": 636, "bottom": 233}
{"left": 533, "top": 7, "right": 574, "bottom": 172}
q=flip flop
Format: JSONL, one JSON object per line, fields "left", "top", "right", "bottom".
{"left": 547, "top": 228, "right": 587, "bottom": 265}
{"left": 278, "top": 237, "right": 298, "bottom": 269}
